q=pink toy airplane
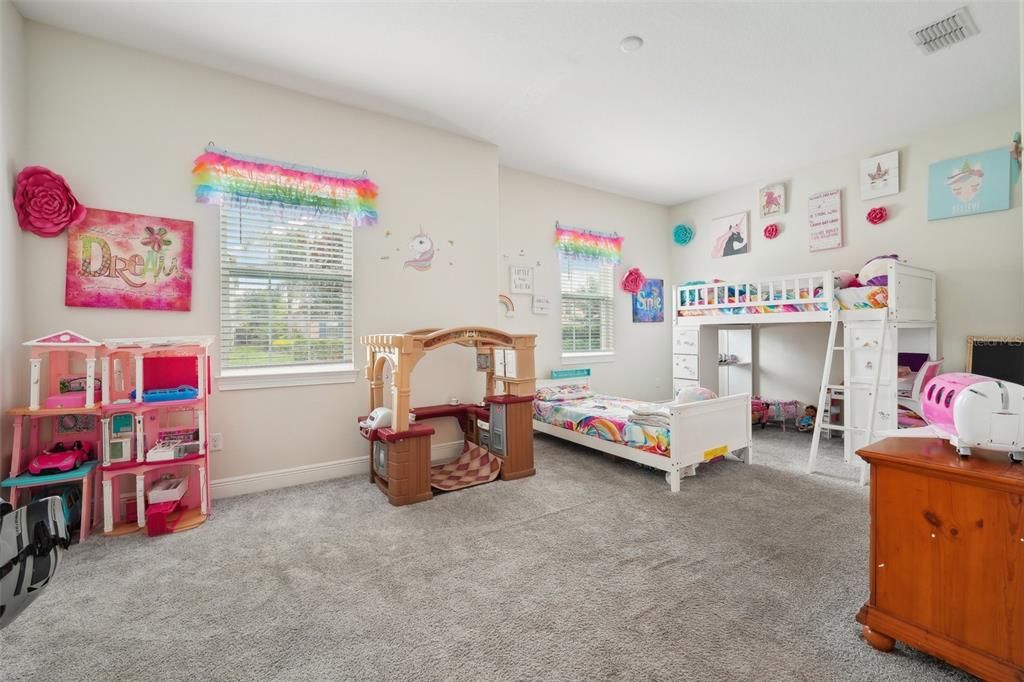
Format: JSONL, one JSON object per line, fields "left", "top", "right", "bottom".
{"left": 909, "top": 373, "right": 1024, "bottom": 462}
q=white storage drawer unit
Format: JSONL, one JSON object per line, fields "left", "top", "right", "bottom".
{"left": 672, "top": 353, "right": 699, "bottom": 380}
{"left": 672, "top": 378, "right": 698, "bottom": 395}
{"left": 671, "top": 323, "right": 752, "bottom": 397}
{"left": 840, "top": 319, "right": 937, "bottom": 461}
{"left": 673, "top": 328, "right": 699, "bottom": 354}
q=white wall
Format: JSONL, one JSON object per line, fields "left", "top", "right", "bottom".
{"left": 20, "top": 23, "right": 501, "bottom": 484}
{"left": 0, "top": 0, "right": 24, "bottom": 473}
{"left": 498, "top": 168, "right": 672, "bottom": 401}
{"left": 15, "top": 23, "right": 671, "bottom": 489}
{"left": 669, "top": 106, "right": 1023, "bottom": 404}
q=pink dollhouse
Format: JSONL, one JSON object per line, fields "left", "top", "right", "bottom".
{"left": 97, "top": 335, "right": 213, "bottom": 536}
{"left": 1, "top": 331, "right": 215, "bottom": 541}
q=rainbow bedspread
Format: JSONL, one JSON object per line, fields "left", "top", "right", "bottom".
{"left": 835, "top": 286, "right": 889, "bottom": 310}
{"left": 533, "top": 395, "right": 670, "bottom": 456}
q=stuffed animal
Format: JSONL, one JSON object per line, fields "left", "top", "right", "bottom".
{"left": 834, "top": 270, "right": 860, "bottom": 289}
{"left": 797, "top": 405, "right": 817, "bottom": 432}
{"left": 858, "top": 254, "right": 901, "bottom": 287}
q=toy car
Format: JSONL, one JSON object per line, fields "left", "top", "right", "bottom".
{"left": 28, "top": 441, "right": 92, "bottom": 476}
{"left": 31, "top": 485, "right": 82, "bottom": 529}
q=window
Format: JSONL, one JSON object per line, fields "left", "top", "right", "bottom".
{"left": 560, "top": 259, "right": 615, "bottom": 356}
{"left": 219, "top": 198, "right": 354, "bottom": 378}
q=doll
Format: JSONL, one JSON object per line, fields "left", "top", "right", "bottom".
{"left": 798, "top": 405, "right": 817, "bottom": 432}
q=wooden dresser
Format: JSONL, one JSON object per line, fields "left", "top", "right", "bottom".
{"left": 857, "top": 438, "right": 1024, "bottom": 680}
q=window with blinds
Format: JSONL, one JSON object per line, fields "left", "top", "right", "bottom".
{"left": 560, "top": 259, "right": 615, "bottom": 355}
{"left": 220, "top": 198, "right": 354, "bottom": 372}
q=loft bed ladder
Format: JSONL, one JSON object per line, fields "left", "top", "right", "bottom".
{"left": 806, "top": 309, "right": 888, "bottom": 486}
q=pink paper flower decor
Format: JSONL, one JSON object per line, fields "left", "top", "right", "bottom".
{"left": 866, "top": 207, "right": 888, "bottom": 225}
{"left": 12, "top": 166, "right": 87, "bottom": 237}
{"left": 621, "top": 267, "right": 646, "bottom": 294}
{"left": 763, "top": 223, "right": 780, "bottom": 240}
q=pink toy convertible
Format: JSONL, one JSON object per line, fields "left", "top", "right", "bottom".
{"left": 28, "top": 441, "right": 92, "bottom": 476}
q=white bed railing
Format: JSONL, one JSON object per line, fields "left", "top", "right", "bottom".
{"left": 673, "top": 262, "right": 936, "bottom": 323}
{"left": 675, "top": 271, "right": 835, "bottom": 315}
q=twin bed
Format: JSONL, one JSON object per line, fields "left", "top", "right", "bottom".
{"left": 532, "top": 377, "right": 753, "bottom": 491}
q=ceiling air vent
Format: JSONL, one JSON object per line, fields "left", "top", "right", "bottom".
{"left": 911, "top": 6, "right": 979, "bottom": 55}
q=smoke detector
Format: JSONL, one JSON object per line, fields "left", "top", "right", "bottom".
{"left": 910, "top": 6, "right": 979, "bottom": 55}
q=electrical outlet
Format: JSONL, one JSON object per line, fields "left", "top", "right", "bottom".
{"left": 210, "top": 433, "right": 223, "bottom": 451}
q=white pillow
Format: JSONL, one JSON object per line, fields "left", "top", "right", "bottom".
{"left": 536, "top": 384, "right": 594, "bottom": 402}
{"left": 676, "top": 386, "right": 717, "bottom": 403}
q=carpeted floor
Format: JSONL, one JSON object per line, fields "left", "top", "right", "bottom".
{"left": 1, "top": 429, "right": 969, "bottom": 681}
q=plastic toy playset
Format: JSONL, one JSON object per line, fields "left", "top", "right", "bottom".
{"left": 902, "top": 372, "right": 1024, "bottom": 462}
{"left": 360, "top": 327, "right": 537, "bottom": 506}
{"left": 0, "top": 331, "right": 214, "bottom": 542}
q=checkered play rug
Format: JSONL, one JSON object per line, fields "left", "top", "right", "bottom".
{"left": 430, "top": 442, "right": 502, "bottom": 491}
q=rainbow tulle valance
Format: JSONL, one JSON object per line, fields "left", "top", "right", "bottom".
{"left": 192, "top": 145, "right": 378, "bottom": 225}
{"left": 555, "top": 223, "right": 623, "bottom": 263}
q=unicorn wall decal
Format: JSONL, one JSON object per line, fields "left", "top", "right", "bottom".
{"left": 404, "top": 228, "right": 435, "bottom": 271}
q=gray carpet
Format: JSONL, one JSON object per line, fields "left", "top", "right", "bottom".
{"left": 1, "top": 429, "right": 969, "bottom": 681}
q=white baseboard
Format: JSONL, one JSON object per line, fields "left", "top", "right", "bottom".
{"left": 210, "top": 440, "right": 465, "bottom": 499}
{"left": 430, "top": 439, "right": 465, "bottom": 463}
{"left": 211, "top": 456, "right": 366, "bottom": 499}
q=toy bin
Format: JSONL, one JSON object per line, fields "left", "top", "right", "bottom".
{"left": 144, "top": 500, "right": 181, "bottom": 537}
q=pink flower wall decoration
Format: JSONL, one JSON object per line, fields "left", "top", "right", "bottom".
{"left": 866, "top": 207, "right": 888, "bottom": 225}
{"left": 763, "top": 223, "right": 780, "bottom": 240}
{"left": 621, "top": 267, "right": 646, "bottom": 294}
{"left": 13, "top": 166, "right": 87, "bottom": 237}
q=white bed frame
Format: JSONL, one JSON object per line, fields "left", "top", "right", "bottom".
{"left": 532, "top": 377, "right": 753, "bottom": 492}
{"left": 673, "top": 262, "right": 936, "bottom": 324}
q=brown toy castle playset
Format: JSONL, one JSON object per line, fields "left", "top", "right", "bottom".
{"left": 359, "top": 327, "right": 537, "bottom": 506}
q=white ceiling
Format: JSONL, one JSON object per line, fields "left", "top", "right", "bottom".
{"left": 14, "top": 1, "right": 1021, "bottom": 205}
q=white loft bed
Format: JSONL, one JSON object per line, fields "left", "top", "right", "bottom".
{"left": 672, "top": 261, "right": 936, "bottom": 325}
{"left": 531, "top": 377, "right": 752, "bottom": 491}
{"left": 670, "top": 261, "right": 938, "bottom": 485}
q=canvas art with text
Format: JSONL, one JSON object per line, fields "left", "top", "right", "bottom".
{"left": 632, "top": 278, "right": 664, "bottom": 323}
{"left": 927, "top": 147, "right": 1011, "bottom": 221}
{"left": 65, "top": 208, "right": 193, "bottom": 311}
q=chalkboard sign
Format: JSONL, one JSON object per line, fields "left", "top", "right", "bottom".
{"left": 966, "top": 336, "right": 1024, "bottom": 385}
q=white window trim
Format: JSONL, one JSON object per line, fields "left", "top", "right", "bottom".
{"left": 559, "top": 259, "right": 615, "bottom": 356}
{"left": 217, "top": 362, "right": 357, "bottom": 391}
{"left": 560, "top": 351, "right": 616, "bottom": 365}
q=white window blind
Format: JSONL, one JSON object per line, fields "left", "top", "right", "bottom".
{"left": 560, "top": 259, "right": 615, "bottom": 355}
{"left": 220, "top": 198, "right": 353, "bottom": 371}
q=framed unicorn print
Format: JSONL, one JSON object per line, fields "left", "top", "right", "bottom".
{"left": 927, "top": 147, "right": 1011, "bottom": 220}
{"left": 759, "top": 184, "right": 786, "bottom": 218}
{"left": 711, "top": 212, "right": 749, "bottom": 258}
{"left": 860, "top": 151, "right": 899, "bottom": 200}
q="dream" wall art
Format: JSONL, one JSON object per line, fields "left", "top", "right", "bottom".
{"left": 65, "top": 208, "right": 193, "bottom": 311}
